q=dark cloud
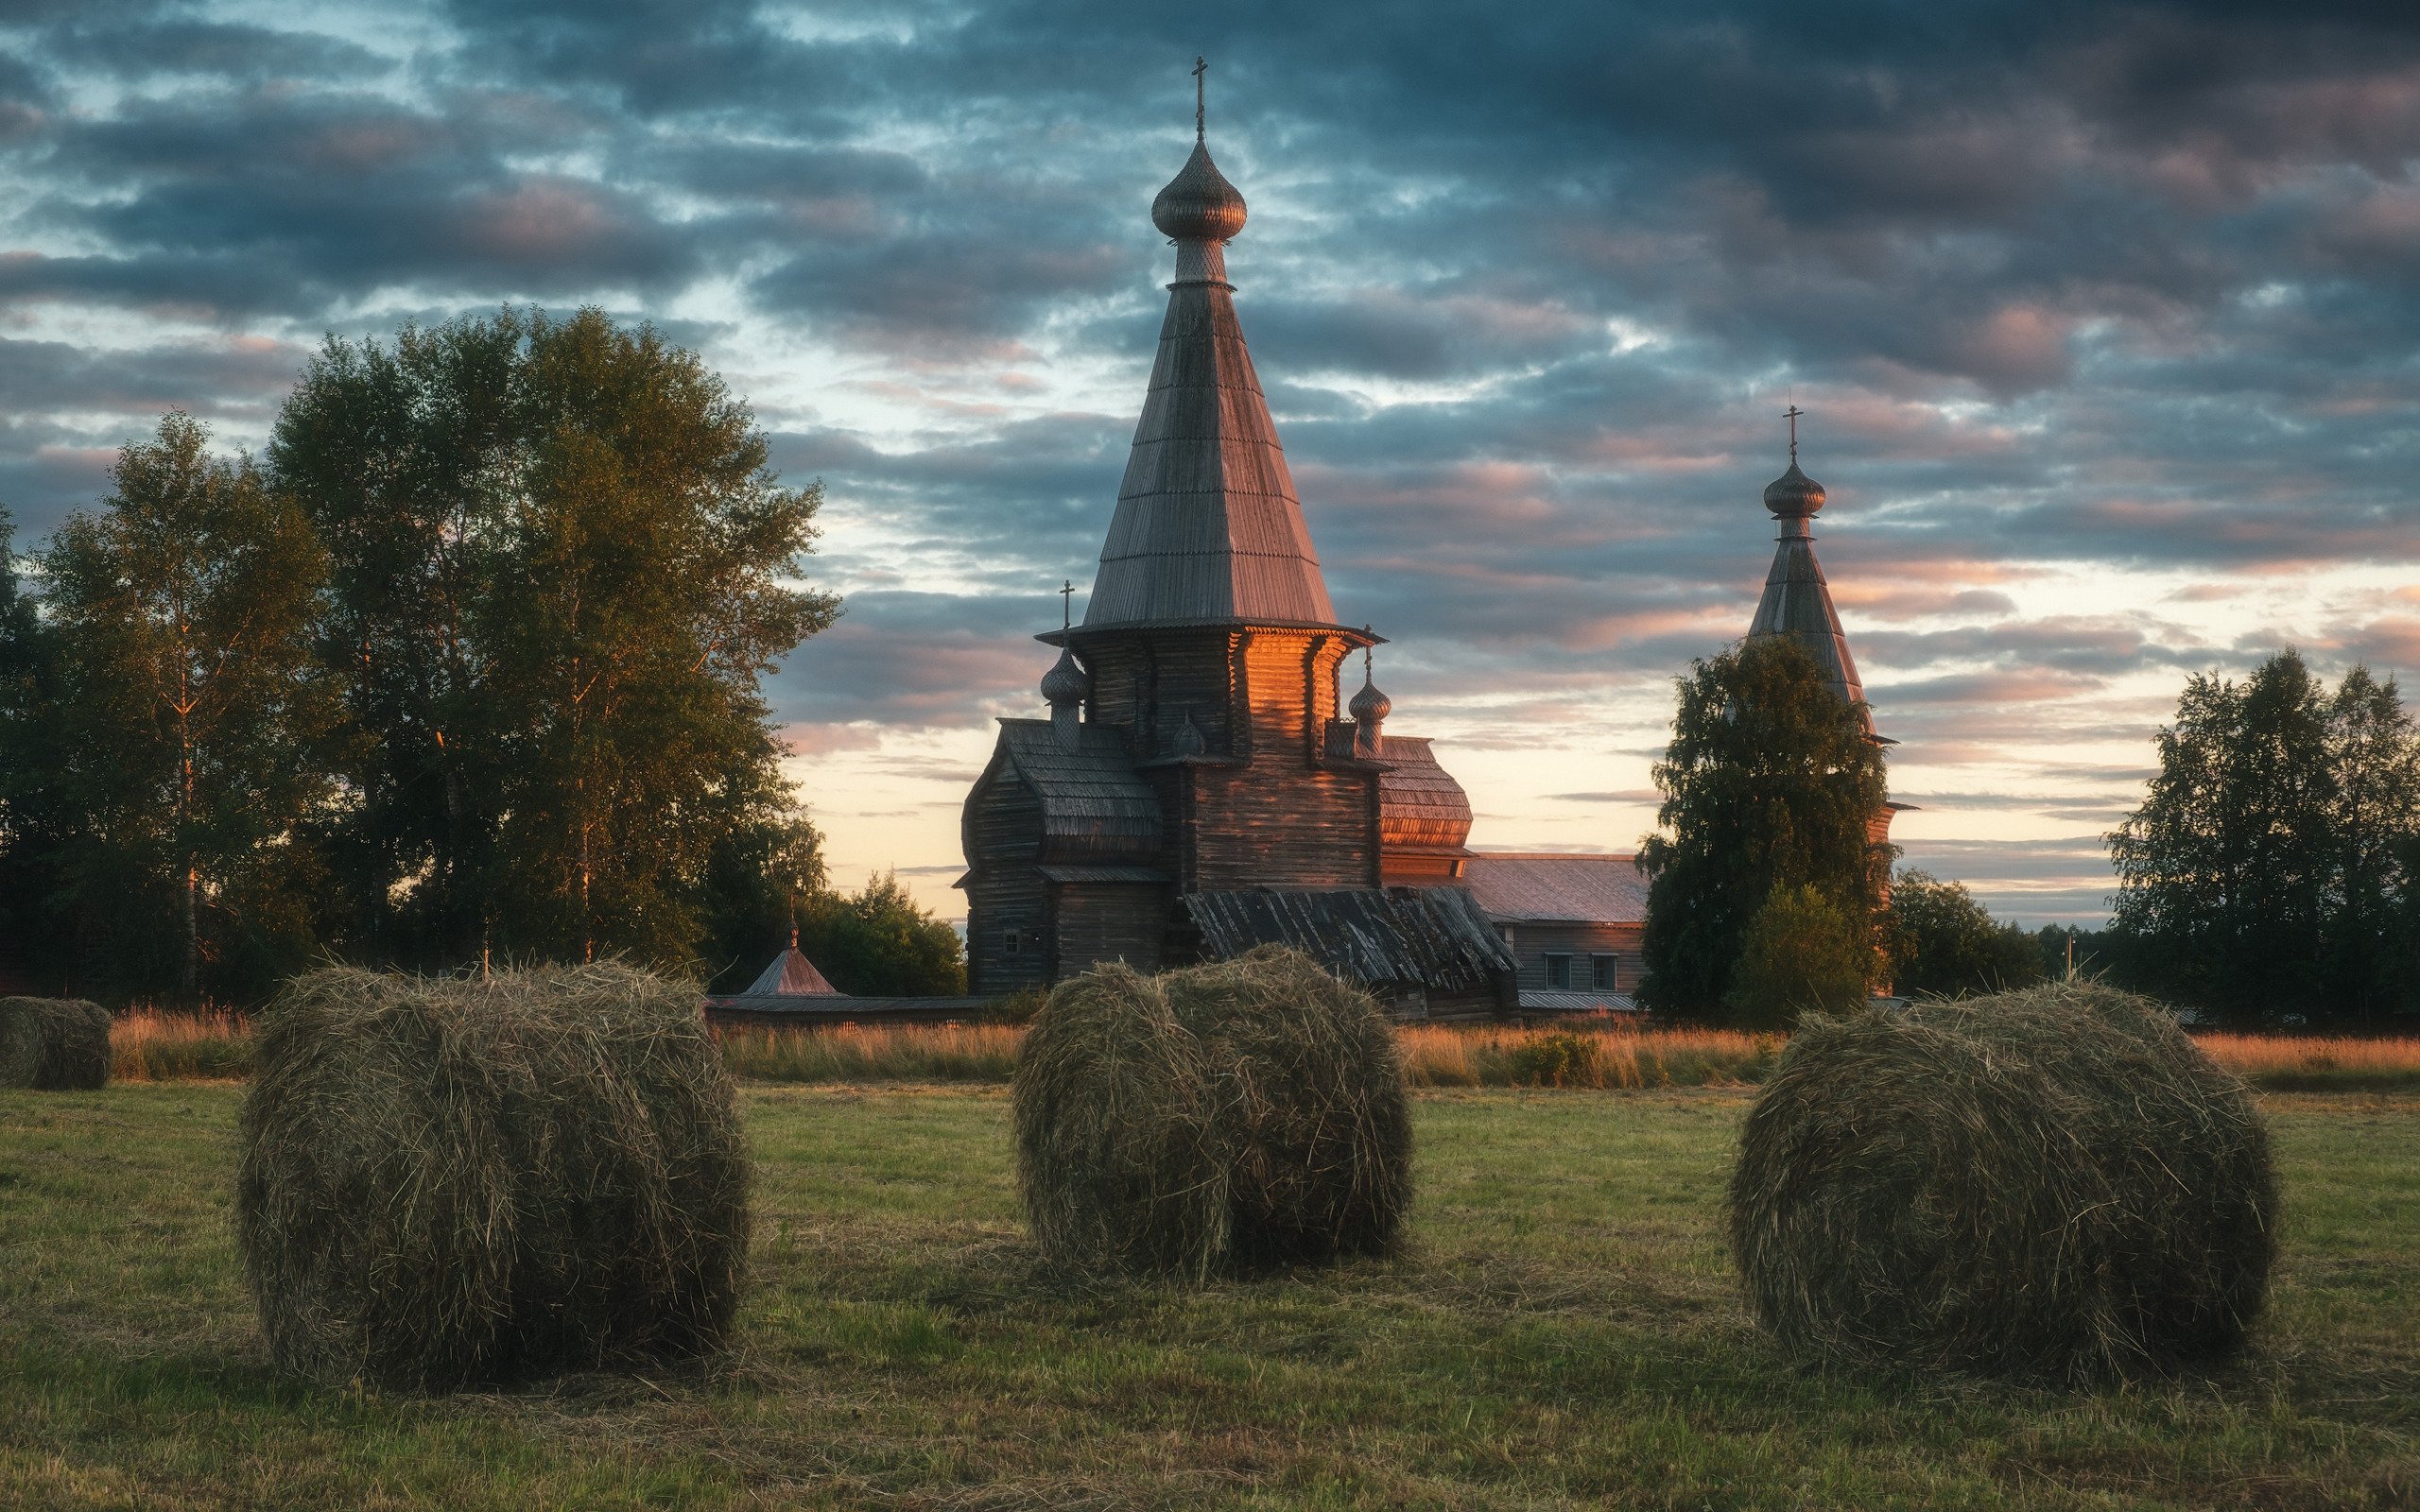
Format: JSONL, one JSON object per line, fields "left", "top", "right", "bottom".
{"left": 3, "top": 0, "right": 2416, "bottom": 920}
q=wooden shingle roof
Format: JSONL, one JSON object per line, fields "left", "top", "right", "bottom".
{"left": 1183, "top": 886, "right": 1515, "bottom": 994}
{"left": 997, "top": 719, "right": 1162, "bottom": 851}
{"left": 1083, "top": 146, "right": 1341, "bottom": 632}
{"left": 1376, "top": 736, "right": 1473, "bottom": 851}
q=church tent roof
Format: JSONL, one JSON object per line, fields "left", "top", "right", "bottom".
{"left": 735, "top": 942, "right": 838, "bottom": 998}
{"left": 1081, "top": 130, "right": 1345, "bottom": 633}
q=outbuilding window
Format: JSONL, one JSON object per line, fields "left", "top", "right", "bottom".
{"left": 1003, "top": 928, "right": 1023, "bottom": 956}
{"left": 1592, "top": 954, "right": 1617, "bottom": 990}
{"left": 1545, "top": 954, "right": 1572, "bottom": 989}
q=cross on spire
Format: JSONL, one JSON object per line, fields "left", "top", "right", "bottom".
{"left": 1059, "top": 578, "right": 1075, "bottom": 631}
{"left": 1785, "top": 404, "right": 1804, "bottom": 462}
{"left": 1193, "top": 56, "right": 1207, "bottom": 141}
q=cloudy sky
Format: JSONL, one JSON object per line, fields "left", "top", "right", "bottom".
{"left": 3, "top": 0, "right": 2416, "bottom": 924}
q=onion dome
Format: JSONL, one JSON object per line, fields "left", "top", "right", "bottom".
{"left": 1039, "top": 646, "right": 1088, "bottom": 707}
{"left": 1762, "top": 460, "right": 1826, "bottom": 519}
{"left": 1349, "top": 673, "right": 1392, "bottom": 727}
{"left": 1151, "top": 140, "right": 1248, "bottom": 242}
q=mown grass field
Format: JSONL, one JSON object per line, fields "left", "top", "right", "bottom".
{"left": 3, "top": 1083, "right": 2414, "bottom": 1509}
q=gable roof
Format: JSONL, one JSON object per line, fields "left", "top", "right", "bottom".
{"left": 996, "top": 719, "right": 1162, "bottom": 850}
{"left": 1464, "top": 852, "right": 1650, "bottom": 925}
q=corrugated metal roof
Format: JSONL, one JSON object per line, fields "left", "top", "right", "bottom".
{"left": 1464, "top": 852, "right": 1650, "bottom": 925}
{"left": 1377, "top": 736, "right": 1473, "bottom": 850}
{"left": 1083, "top": 196, "right": 1340, "bottom": 630}
{"left": 1184, "top": 886, "right": 1515, "bottom": 993}
{"left": 998, "top": 719, "right": 1162, "bottom": 850}
{"left": 742, "top": 947, "right": 838, "bottom": 997}
{"left": 1517, "top": 988, "right": 1641, "bottom": 1014}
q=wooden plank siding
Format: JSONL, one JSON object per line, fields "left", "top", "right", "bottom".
{"left": 1052, "top": 883, "right": 1167, "bottom": 975}
{"left": 1495, "top": 920, "right": 1647, "bottom": 994}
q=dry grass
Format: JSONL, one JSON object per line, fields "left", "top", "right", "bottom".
{"left": 1731, "top": 980, "right": 2279, "bottom": 1386}
{"left": 0, "top": 997, "right": 112, "bottom": 1089}
{"left": 2197, "top": 1031, "right": 2420, "bottom": 1091}
{"left": 1013, "top": 948, "right": 1411, "bottom": 1281}
{"left": 111, "top": 1008, "right": 254, "bottom": 1081}
{"left": 714, "top": 1021, "right": 1020, "bottom": 1082}
{"left": 1396, "top": 1022, "right": 1784, "bottom": 1088}
{"left": 236, "top": 963, "right": 750, "bottom": 1392}
{"left": 106, "top": 1003, "right": 2420, "bottom": 1091}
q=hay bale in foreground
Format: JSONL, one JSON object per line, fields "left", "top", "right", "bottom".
{"left": 1729, "top": 980, "right": 2278, "bottom": 1385}
{"left": 1014, "top": 946, "right": 1411, "bottom": 1281}
{"left": 235, "top": 962, "right": 750, "bottom": 1392}
{"left": 0, "top": 996, "right": 112, "bottom": 1090}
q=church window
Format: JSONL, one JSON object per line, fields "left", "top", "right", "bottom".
{"left": 1003, "top": 928, "right": 1023, "bottom": 956}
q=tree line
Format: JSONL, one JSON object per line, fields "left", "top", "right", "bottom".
{"left": 1636, "top": 639, "right": 2420, "bottom": 1027}
{"left": 0, "top": 307, "right": 962, "bottom": 1004}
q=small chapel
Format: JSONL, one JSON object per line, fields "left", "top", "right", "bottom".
{"left": 958, "top": 81, "right": 1903, "bottom": 1015}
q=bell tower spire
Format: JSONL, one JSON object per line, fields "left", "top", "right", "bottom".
{"left": 1080, "top": 63, "right": 1339, "bottom": 631}
{"left": 1746, "top": 407, "right": 1871, "bottom": 730}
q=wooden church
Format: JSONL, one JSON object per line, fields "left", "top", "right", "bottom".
{"left": 956, "top": 109, "right": 1514, "bottom": 1015}
{"left": 958, "top": 90, "right": 1905, "bottom": 1014}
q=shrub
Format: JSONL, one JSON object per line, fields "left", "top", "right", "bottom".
{"left": 1725, "top": 884, "right": 1871, "bottom": 1028}
{"left": 1506, "top": 1031, "right": 1601, "bottom": 1087}
{"left": 1729, "top": 979, "right": 2279, "bottom": 1385}
{"left": 0, "top": 996, "right": 111, "bottom": 1090}
{"left": 234, "top": 962, "right": 750, "bottom": 1391}
{"left": 1013, "top": 947, "right": 1411, "bottom": 1281}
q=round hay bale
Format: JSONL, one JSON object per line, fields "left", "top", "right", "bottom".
{"left": 0, "top": 997, "right": 112, "bottom": 1090}
{"left": 1013, "top": 945, "right": 1411, "bottom": 1281}
{"left": 1729, "top": 980, "right": 2279, "bottom": 1385}
{"left": 234, "top": 962, "right": 751, "bottom": 1391}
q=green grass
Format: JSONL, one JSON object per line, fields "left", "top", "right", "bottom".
{"left": 3, "top": 1085, "right": 2415, "bottom": 1509}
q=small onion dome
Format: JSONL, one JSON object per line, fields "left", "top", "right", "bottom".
{"left": 1040, "top": 646, "right": 1088, "bottom": 707}
{"left": 1151, "top": 140, "right": 1248, "bottom": 242}
{"left": 1762, "top": 460, "right": 1826, "bottom": 519}
{"left": 1349, "top": 674, "right": 1392, "bottom": 727}
{"left": 1173, "top": 713, "right": 1208, "bottom": 756}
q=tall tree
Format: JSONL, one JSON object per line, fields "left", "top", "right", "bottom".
{"left": 2324, "top": 665, "right": 2420, "bottom": 1019}
{"left": 270, "top": 307, "right": 840, "bottom": 970}
{"left": 2111, "top": 650, "right": 2420, "bottom": 1022}
{"left": 1637, "top": 637, "right": 1893, "bottom": 1019}
{"left": 0, "top": 507, "right": 72, "bottom": 990}
{"left": 269, "top": 314, "right": 523, "bottom": 965}
{"left": 1887, "top": 868, "right": 2045, "bottom": 999}
{"left": 480, "top": 311, "right": 840, "bottom": 962}
{"left": 41, "top": 414, "right": 331, "bottom": 1002}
